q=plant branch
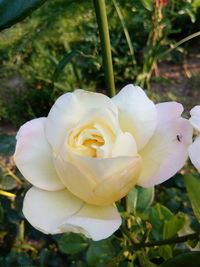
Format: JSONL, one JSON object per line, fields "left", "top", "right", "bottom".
{"left": 0, "top": 160, "right": 23, "bottom": 185}
{"left": 130, "top": 233, "right": 200, "bottom": 250}
{"left": 93, "top": 0, "right": 115, "bottom": 97}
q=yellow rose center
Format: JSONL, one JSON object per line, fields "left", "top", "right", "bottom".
{"left": 68, "top": 124, "right": 106, "bottom": 158}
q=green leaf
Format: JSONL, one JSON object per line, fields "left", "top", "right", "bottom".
{"left": 141, "top": 0, "right": 154, "bottom": 11}
{"left": 58, "top": 233, "right": 88, "bottom": 255}
{"left": 127, "top": 185, "right": 154, "bottom": 213}
{"left": 158, "top": 245, "right": 173, "bottom": 260}
{"left": 160, "top": 252, "right": 200, "bottom": 267}
{"left": 0, "top": 175, "right": 18, "bottom": 190}
{"left": 148, "top": 204, "right": 173, "bottom": 240}
{"left": 163, "top": 213, "right": 187, "bottom": 239}
{"left": 86, "top": 239, "right": 115, "bottom": 266}
{"left": 127, "top": 187, "right": 138, "bottom": 212}
{"left": 136, "top": 186, "right": 154, "bottom": 213}
{"left": 187, "top": 238, "right": 199, "bottom": 248}
{"left": 0, "top": 0, "right": 47, "bottom": 31}
{"left": 53, "top": 50, "right": 80, "bottom": 83}
{"left": 184, "top": 174, "right": 200, "bottom": 222}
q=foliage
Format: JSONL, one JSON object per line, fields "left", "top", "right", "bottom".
{"left": 0, "top": 0, "right": 199, "bottom": 125}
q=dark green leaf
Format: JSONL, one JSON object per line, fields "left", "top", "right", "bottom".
{"left": 0, "top": 135, "right": 16, "bottom": 156}
{"left": 148, "top": 204, "right": 173, "bottom": 240}
{"left": 184, "top": 174, "right": 200, "bottom": 222}
{"left": 0, "top": 206, "right": 4, "bottom": 222}
{"left": 7, "top": 209, "right": 21, "bottom": 224}
{"left": 86, "top": 239, "right": 115, "bottom": 266}
{"left": 53, "top": 50, "right": 80, "bottom": 82}
{"left": 187, "top": 238, "right": 199, "bottom": 248}
{"left": 17, "top": 252, "right": 32, "bottom": 266}
{"left": 58, "top": 233, "right": 88, "bottom": 255}
{"left": 39, "top": 248, "right": 49, "bottom": 265}
{"left": 160, "top": 252, "right": 200, "bottom": 267}
{"left": 0, "top": 0, "right": 47, "bottom": 31}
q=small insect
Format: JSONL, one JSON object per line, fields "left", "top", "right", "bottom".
{"left": 176, "top": 134, "right": 182, "bottom": 142}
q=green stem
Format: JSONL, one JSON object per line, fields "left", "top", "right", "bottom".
{"left": 130, "top": 233, "right": 200, "bottom": 250}
{"left": 0, "top": 190, "right": 16, "bottom": 198}
{"left": 161, "top": 31, "right": 200, "bottom": 58}
{"left": 0, "top": 160, "right": 23, "bottom": 185}
{"left": 112, "top": 0, "right": 137, "bottom": 69}
{"left": 93, "top": 0, "right": 115, "bottom": 97}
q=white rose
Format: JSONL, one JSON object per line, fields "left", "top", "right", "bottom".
{"left": 14, "top": 85, "right": 192, "bottom": 241}
{"left": 188, "top": 105, "right": 200, "bottom": 170}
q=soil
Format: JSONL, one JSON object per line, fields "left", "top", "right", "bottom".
{"left": 150, "top": 42, "right": 200, "bottom": 111}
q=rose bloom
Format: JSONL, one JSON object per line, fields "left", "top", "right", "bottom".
{"left": 14, "top": 85, "right": 192, "bottom": 241}
{"left": 188, "top": 106, "right": 200, "bottom": 170}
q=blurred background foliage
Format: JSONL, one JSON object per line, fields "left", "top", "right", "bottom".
{"left": 1, "top": 0, "right": 200, "bottom": 266}
{"left": 0, "top": 0, "right": 199, "bottom": 125}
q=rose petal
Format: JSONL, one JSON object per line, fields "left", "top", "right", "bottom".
{"left": 64, "top": 203, "right": 122, "bottom": 241}
{"left": 112, "top": 131, "right": 138, "bottom": 157}
{"left": 55, "top": 153, "right": 142, "bottom": 205}
{"left": 137, "top": 102, "right": 193, "bottom": 187}
{"left": 189, "top": 105, "right": 200, "bottom": 131}
{"left": 112, "top": 84, "right": 157, "bottom": 150}
{"left": 189, "top": 136, "right": 200, "bottom": 171}
{"left": 14, "top": 118, "right": 64, "bottom": 191}
{"left": 46, "top": 90, "right": 118, "bottom": 152}
{"left": 23, "top": 187, "right": 121, "bottom": 241}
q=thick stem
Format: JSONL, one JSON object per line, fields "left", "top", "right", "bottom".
{"left": 93, "top": 0, "right": 115, "bottom": 97}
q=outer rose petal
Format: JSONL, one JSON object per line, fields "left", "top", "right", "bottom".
{"left": 189, "top": 136, "right": 200, "bottom": 171}
{"left": 14, "top": 118, "right": 64, "bottom": 191}
{"left": 54, "top": 153, "right": 142, "bottom": 206}
{"left": 112, "top": 84, "right": 157, "bottom": 150}
{"left": 23, "top": 187, "right": 121, "bottom": 241}
{"left": 137, "top": 102, "right": 193, "bottom": 187}
{"left": 189, "top": 105, "right": 200, "bottom": 131}
{"left": 46, "top": 90, "right": 118, "bottom": 152}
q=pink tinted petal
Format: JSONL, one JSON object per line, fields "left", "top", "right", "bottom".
{"left": 189, "top": 105, "right": 200, "bottom": 131}
{"left": 189, "top": 136, "right": 200, "bottom": 171}
{"left": 14, "top": 118, "right": 64, "bottom": 191}
{"left": 137, "top": 102, "right": 193, "bottom": 187}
